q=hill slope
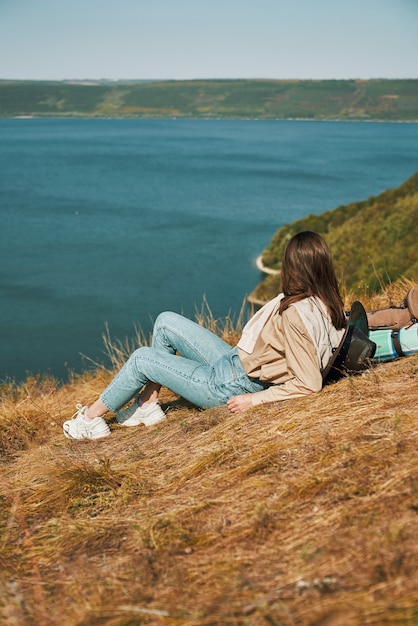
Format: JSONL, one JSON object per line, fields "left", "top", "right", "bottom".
{"left": 1, "top": 78, "right": 418, "bottom": 120}
{"left": 0, "top": 281, "right": 418, "bottom": 625}
{"left": 251, "top": 172, "right": 418, "bottom": 304}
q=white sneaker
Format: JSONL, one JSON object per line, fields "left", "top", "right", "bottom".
{"left": 63, "top": 404, "right": 111, "bottom": 440}
{"left": 116, "top": 400, "right": 167, "bottom": 427}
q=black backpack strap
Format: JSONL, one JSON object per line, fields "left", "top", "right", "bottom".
{"left": 391, "top": 330, "right": 405, "bottom": 357}
{"left": 405, "top": 288, "right": 418, "bottom": 324}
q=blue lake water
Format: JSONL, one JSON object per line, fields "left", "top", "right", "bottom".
{"left": 1, "top": 118, "right": 417, "bottom": 382}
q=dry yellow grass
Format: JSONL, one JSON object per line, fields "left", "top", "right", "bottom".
{"left": 1, "top": 281, "right": 417, "bottom": 626}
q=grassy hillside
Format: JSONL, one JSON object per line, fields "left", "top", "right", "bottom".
{"left": 0, "top": 281, "right": 418, "bottom": 625}
{"left": 1, "top": 79, "right": 418, "bottom": 119}
{"left": 251, "top": 172, "right": 418, "bottom": 304}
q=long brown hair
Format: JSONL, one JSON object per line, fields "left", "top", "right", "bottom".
{"left": 279, "top": 231, "right": 345, "bottom": 329}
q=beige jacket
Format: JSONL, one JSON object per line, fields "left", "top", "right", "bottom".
{"left": 238, "top": 296, "right": 345, "bottom": 406}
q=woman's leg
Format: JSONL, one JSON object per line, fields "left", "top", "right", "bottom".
{"left": 86, "top": 381, "right": 161, "bottom": 418}
{"left": 86, "top": 312, "right": 233, "bottom": 417}
{"left": 138, "top": 381, "right": 161, "bottom": 405}
{"left": 100, "top": 346, "right": 224, "bottom": 411}
{"left": 152, "top": 311, "right": 231, "bottom": 365}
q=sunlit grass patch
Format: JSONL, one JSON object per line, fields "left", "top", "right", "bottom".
{"left": 0, "top": 292, "right": 417, "bottom": 625}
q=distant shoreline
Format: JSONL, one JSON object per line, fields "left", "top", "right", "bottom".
{"left": 248, "top": 256, "right": 280, "bottom": 306}
{"left": 1, "top": 78, "right": 418, "bottom": 122}
{"left": 6, "top": 116, "right": 418, "bottom": 124}
{"left": 256, "top": 255, "right": 280, "bottom": 275}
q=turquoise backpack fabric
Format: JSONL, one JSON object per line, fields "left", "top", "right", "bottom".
{"left": 371, "top": 324, "right": 418, "bottom": 362}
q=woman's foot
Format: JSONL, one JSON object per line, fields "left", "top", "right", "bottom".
{"left": 63, "top": 404, "right": 111, "bottom": 440}
{"left": 116, "top": 400, "right": 166, "bottom": 427}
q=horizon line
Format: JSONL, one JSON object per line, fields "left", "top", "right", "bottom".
{"left": 1, "top": 76, "right": 418, "bottom": 83}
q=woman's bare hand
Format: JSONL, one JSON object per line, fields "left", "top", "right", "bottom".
{"left": 226, "top": 394, "right": 253, "bottom": 414}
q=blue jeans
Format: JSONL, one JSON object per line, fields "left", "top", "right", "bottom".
{"left": 101, "top": 311, "right": 266, "bottom": 411}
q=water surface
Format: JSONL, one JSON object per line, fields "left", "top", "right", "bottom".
{"left": 1, "top": 119, "right": 417, "bottom": 381}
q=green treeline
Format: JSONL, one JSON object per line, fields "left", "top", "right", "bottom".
{"left": 251, "top": 171, "right": 418, "bottom": 303}
{"left": 1, "top": 79, "right": 418, "bottom": 120}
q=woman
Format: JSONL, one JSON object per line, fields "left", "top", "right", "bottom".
{"left": 63, "top": 231, "right": 346, "bottom": 439}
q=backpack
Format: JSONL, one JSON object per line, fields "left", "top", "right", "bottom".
{"left": 367, "top": 287, "right": 418, "bottom": 330}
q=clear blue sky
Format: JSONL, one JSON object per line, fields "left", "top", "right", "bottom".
{"left": 1, "top": 0, "right": 417, "bottom": 81}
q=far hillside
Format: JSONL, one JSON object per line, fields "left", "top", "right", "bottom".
{"left": 0, "top": 78, "right": 418, "bottom": 119}
{"left": 250, "top": 171, "right": 418, "bottom": 303}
